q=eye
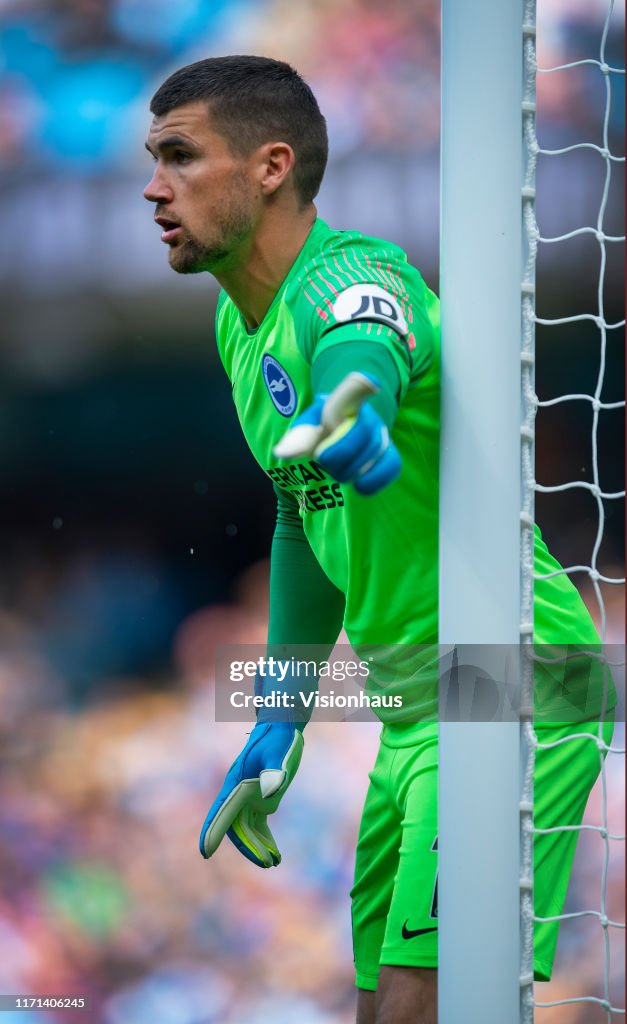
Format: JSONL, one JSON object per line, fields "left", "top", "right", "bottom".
{"left": 173, "top": 149, "right": 192, "bottom": 164}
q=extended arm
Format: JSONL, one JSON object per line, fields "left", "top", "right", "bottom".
{"left": 199, "top": 488, "right": 344, "bottom": 868}
{"left": 264, "top": 485, "right": 345, "bottom": 720}
{"left": 275, "top": 341, "right": 403, "bottom": 492}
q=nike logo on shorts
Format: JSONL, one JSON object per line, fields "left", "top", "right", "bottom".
{"left": 402, "top": 920, "right": 438, "bottom": 939}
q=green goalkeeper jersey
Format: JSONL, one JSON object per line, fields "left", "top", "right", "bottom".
{"left": 215, "top": 218, "right": 614, "bottom": 728}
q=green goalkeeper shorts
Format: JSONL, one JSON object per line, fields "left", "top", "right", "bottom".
{"left": 351, "top": 716, "right": 614, "bottom": 989}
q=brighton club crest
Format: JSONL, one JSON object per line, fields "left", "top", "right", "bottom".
{"left": 262, "top": 354, "right": 297, "bottom": 417}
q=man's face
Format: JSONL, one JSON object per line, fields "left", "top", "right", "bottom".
{"left": 144, "top": 101, "right": 259, "bottom": 274}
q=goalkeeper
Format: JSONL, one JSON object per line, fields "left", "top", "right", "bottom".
{"left": 144, "top": 55, "right": 616, "bottom": 1024}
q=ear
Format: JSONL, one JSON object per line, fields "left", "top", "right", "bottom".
{"left": 256, "top": 141, "right": 296, "bottom": 197}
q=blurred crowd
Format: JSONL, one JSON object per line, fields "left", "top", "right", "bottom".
{"left": 0, "top": 0, "right": 624, "bottom": 172}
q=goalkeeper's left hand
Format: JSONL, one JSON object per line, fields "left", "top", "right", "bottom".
{"left": 199, "top": 720, "right": 303, "bottom": 868}
{"left": 273, "top": 372, "right": 402, "bottom": 495}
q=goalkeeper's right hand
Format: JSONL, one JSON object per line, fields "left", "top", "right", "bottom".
{"left": 199, "top": 720, "right": 304, "bottom": 868}
{"left": 273, "top": 372, "right": 401, "bottom": 495}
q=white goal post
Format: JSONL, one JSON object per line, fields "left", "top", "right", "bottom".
{"left": 438, "top": 0, "right": 530, "bottom": 1022}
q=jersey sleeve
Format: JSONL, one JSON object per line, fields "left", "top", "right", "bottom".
{"left": 289, "top": 237, "right": 436, "bottom": 402}
{"left": 268, "top": 486, "right": 345, "bottom": 649}
{"left": 311, "top": 340, "right": 401, "bottom": 428}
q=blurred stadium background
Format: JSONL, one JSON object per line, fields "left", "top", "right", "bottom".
{"left": 0, "top": 0, "right": 624, "bottom": 1021}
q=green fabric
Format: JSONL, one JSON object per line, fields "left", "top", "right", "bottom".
{"left": 352, "top": 723, "right": 439, "bottom": 987}
{"left": 532, "top": 523, "right": 615, "bottom": 722}
{"left": 268, "top": 485, "right": 345, "bottom": 650}
{"left": 266, "top": 486, "right": 345, "bottom": 729}
{"left": 215, "top": 217, "right": 440, "bottom": 675}
{"left": 215, "top": 216, "right": 616, "bottom": 737}
{"left": 351, "top": 716, "right": 614, "bottom": 986}
{"left": 311, "top": 339, "right": 401, "bottom": 428}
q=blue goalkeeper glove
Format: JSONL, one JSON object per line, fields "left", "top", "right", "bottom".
{"left": 199, "top": 720, "right": 304, "bottom": 868}
{"left": 273, "top": 372, "right": 401, "bottom": 495}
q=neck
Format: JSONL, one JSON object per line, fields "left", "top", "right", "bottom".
{"left": 215, "top": 205, "right": 317, "bottom": 329}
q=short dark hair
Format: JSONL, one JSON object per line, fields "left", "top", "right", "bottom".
{"left": 150, "top": 55, "right": 328, "bottom": 206}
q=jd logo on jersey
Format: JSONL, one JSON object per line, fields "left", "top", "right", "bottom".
{"left": 262, "top": 353, "right": 297, "bottom": 416}
{"left": 332, "top": 283, "right": 409, "bottom": 336}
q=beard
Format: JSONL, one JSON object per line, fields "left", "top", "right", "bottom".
{"left": 169, "top": 180, "right": 257, "bottom": 275}
{"left": 168, "top": 233, "right": 222, "bottom": 274}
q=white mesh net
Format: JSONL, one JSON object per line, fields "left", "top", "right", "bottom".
{"left": 520, "top": 1, "right": 625, "bottom": 1019}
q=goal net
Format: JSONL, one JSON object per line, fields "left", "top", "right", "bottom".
{"left": 522, "top": 0, "right": 625, "bottom": 1020}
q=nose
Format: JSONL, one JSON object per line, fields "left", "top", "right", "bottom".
{"left": 144, "top": 166, "right": 174, "bottom": 204}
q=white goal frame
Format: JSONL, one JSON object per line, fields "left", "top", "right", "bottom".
{"left": 439, "top": 1, "right": 529, "bottom": 1022}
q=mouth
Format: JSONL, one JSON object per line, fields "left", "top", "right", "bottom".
{"left": 155, "top": 215, "right": 183, "bottom": 244}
